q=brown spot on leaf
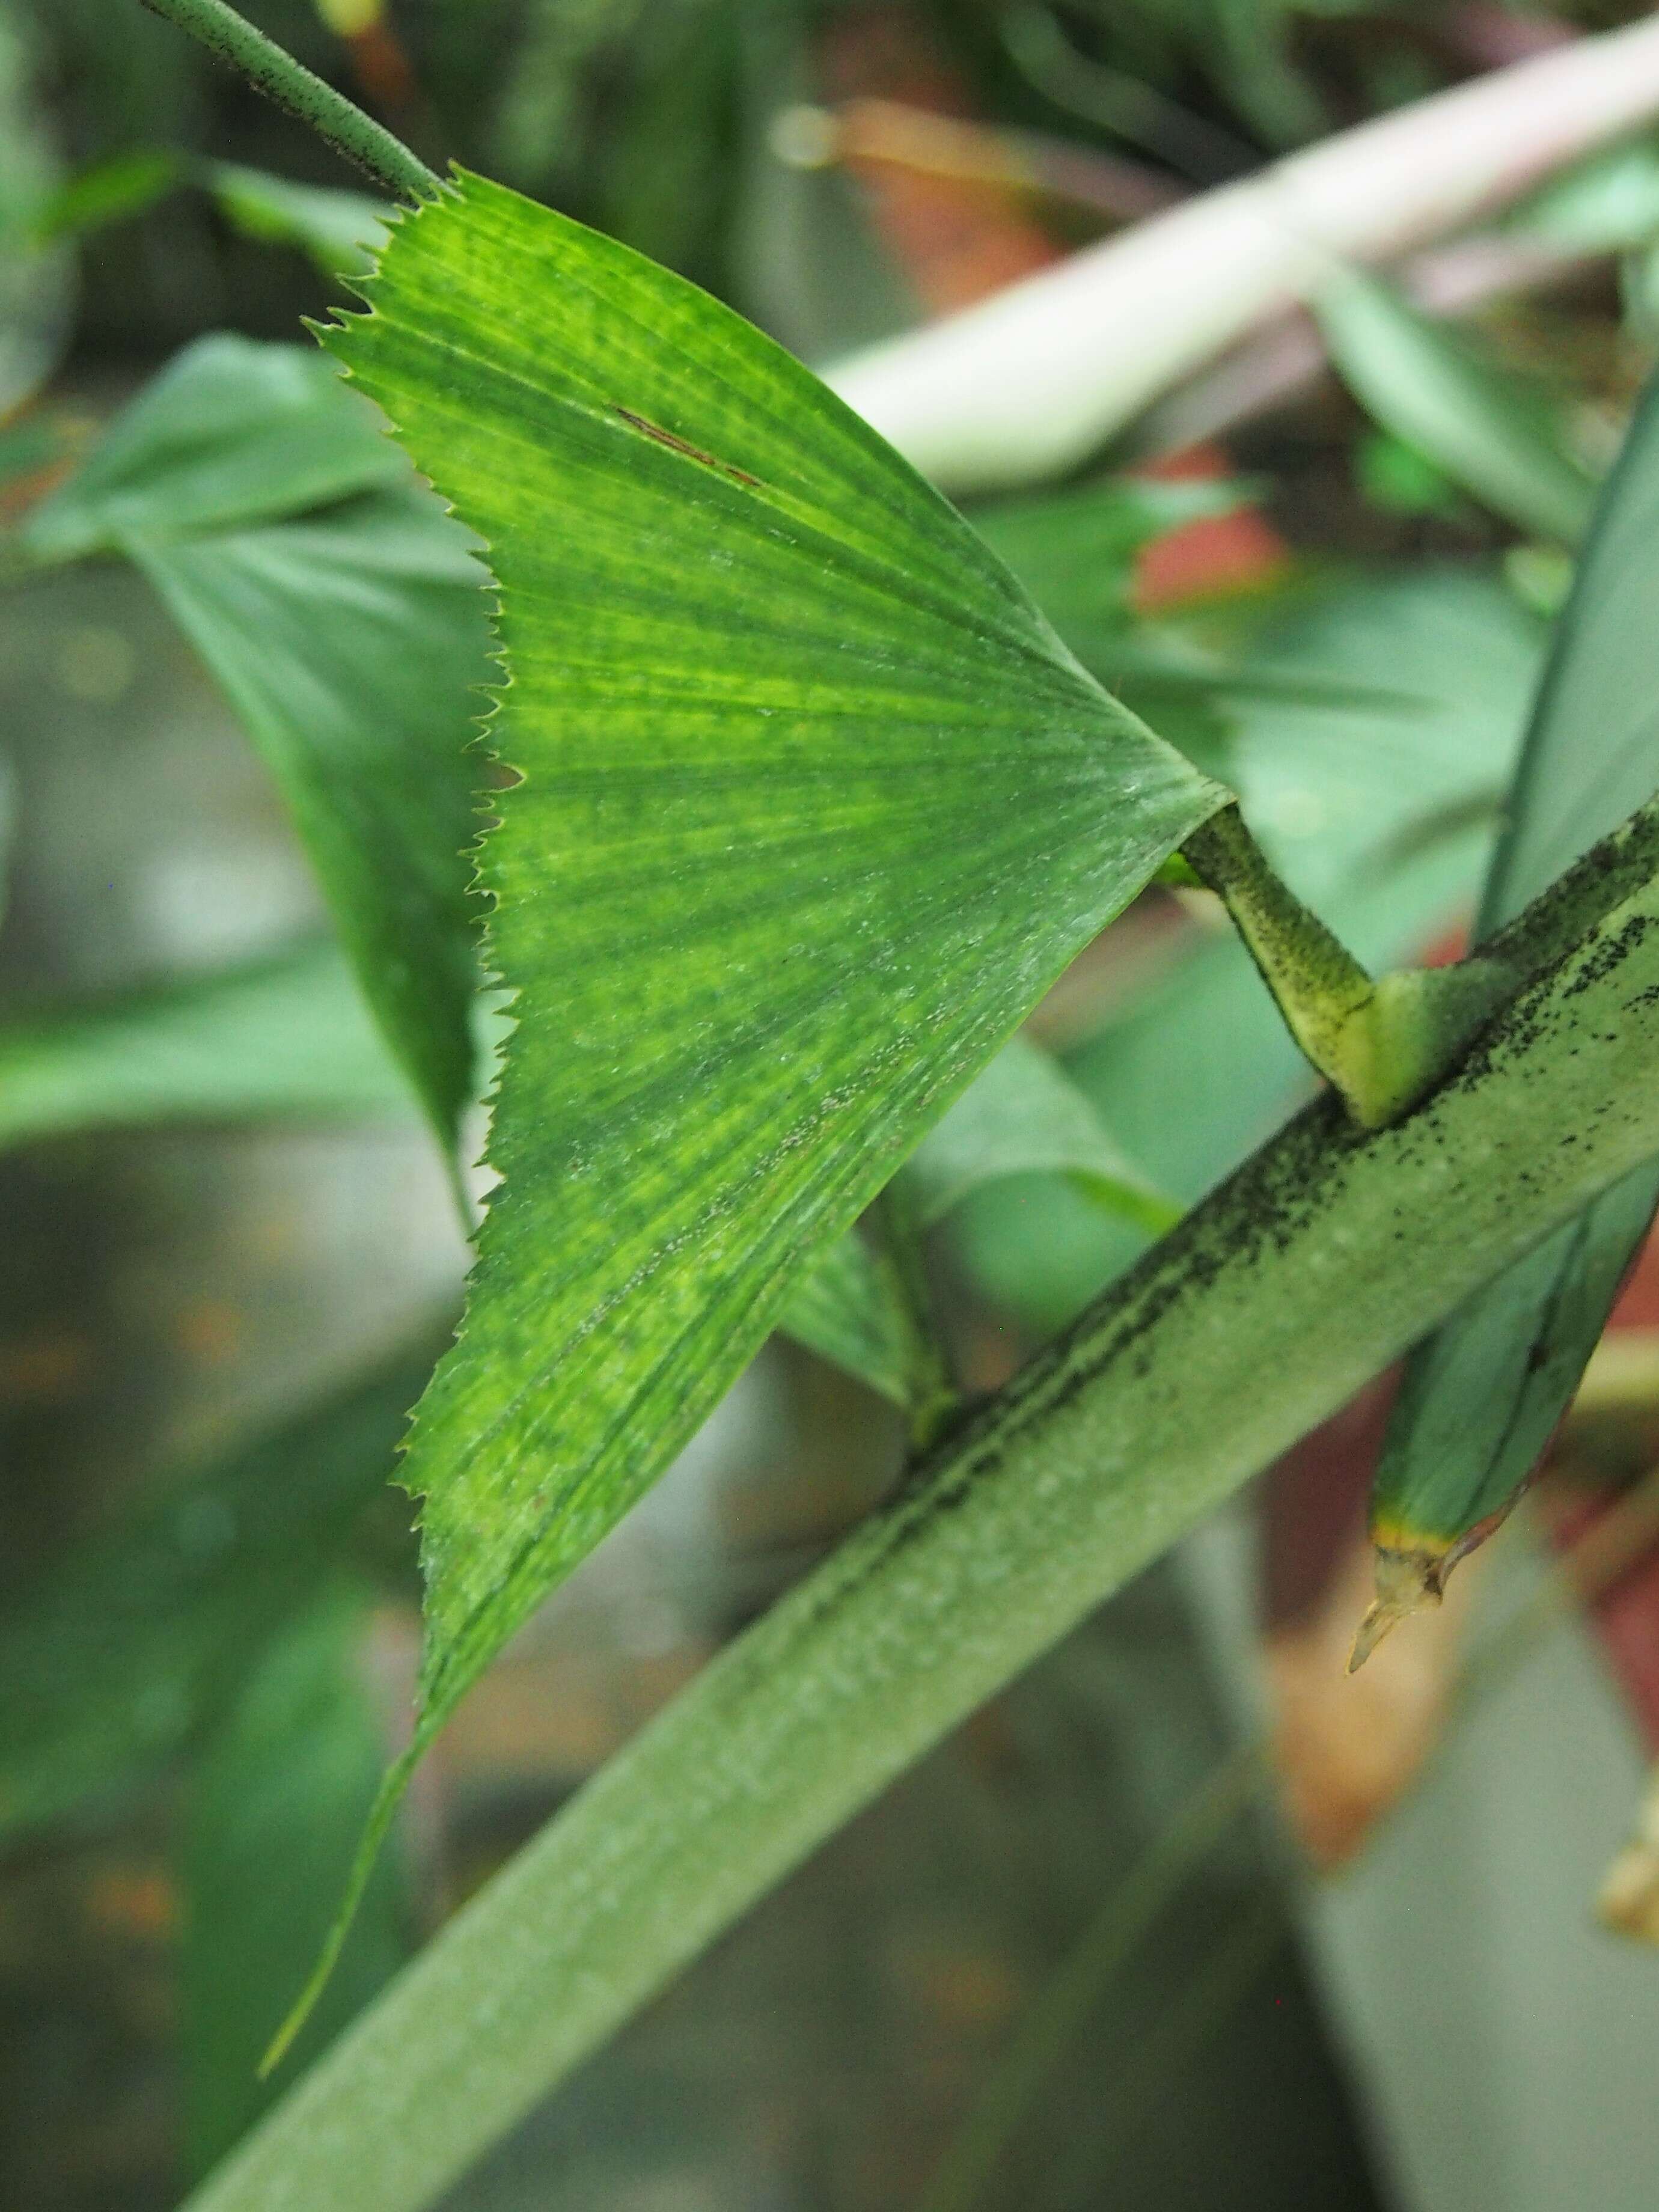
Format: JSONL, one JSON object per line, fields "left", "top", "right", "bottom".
{"left": 610, "top": 407, "right": 762, "bottom": 489}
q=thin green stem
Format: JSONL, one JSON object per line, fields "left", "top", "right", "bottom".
{"left": 916, "top": 1743, "right": 1266, "bottom": 2212}
{"left": 1049, "top": 1897, "right": 1286, "bottom": 2198}
{"left": 138, "top": 0, "right": 438, "bottom": 201}
{"left": 1184, "top": 804, "right": 1511, "bottom": 1129}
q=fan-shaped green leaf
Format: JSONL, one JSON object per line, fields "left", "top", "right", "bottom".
{"left": 782, "top": 1035, "right": 1175, "bottom": 1404}
{"left": 323, "top": 170, "right": 1227, "bottom": 1745}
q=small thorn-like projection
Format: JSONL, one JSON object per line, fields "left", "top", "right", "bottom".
{"left": 1347, "top": 1544, "right": 1443, "bottom": 1672}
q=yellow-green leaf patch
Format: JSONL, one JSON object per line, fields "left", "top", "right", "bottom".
{"left": 324, "top": 168, "right": 1227, "bottom": 1745}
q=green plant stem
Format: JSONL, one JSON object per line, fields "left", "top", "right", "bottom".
{"left": 915, "top": 1743, "right": 1266, "bottom": 2212}
{"left": 1184, "top": 804, "right": 1510, "bottom": 1128}
{"left": 180, "top": 798, "right": 1659, "bottom": 2212}
{"left": 137, "top": 0, "right": 438, "bottom": 201}
{"left": 1049, "top": 1896, "right": 1287, "bottom": 2197}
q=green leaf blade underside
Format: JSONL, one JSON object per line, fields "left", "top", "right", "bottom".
{"left": 1314, "top": 269, "right": 1598, "bottom": 546}
{"left": 0, "top": 1339, "right": 441, "bottom": 1850}
{"left": 775, "top": 1230, "right": 911, "bottom": 1408}
{"left": 1375, "top": 367, "right": 1659, "bottom": 1562}
{"left": 0, "top": 939, "right": 413, "bottom": 1152}
{"left": 182, "top": 1587, "right": 411, "bottom": 2180}
{"left": 23, "top": 335, "right": 404, "bottom": 561}
{"left": 325, "top": 170, "right": 1226, "bottom": 1735}
{"left": 905, "top": 1031, "right": 1177, "bottom": 1235}
{"left": 126, "top": 487, "right": 491, "bottom": 1150}
{"left": 204, "top": 160, "right": 389, "bottom": 276}
{"left": 25, "top": 337, "right": 490, "bottom": 1157}
{"left": 779, "top": 1035, "right": 1175, "bottom": 1405}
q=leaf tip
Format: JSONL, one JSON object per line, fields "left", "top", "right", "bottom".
{"left": 1346, "top": 1542, "right": 1444, "bottom": 1672}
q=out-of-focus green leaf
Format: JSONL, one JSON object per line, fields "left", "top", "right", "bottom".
{"left": 0, "top": 414, "right": 63, "bottom": 488}
{"left": 730, "top": 7, "right": 915, "bottom": 365}
{"left": 0, "top": 0, "right": 73, "bottom": 414}
{"left": 204, "top": 160, "right": 388, "bottom": 275}
{"left": 0, "top": 746, "right": 13, "bottom": 928}
{"left": 777, "top": 1230, "right": 911, "bottom": 1408}
{"left": 28, "top": 146, "right": 178, "bottom": 241}
{"left": 1509, "top": 139, "right": 1659, "bottom": 254}
{"left": 0, "top": 1340, "right": 440, "bottom": 1850}
{"left": 489, "top": 0, "right": 649, "bottom": 194}
{"left": 1356, "top": 428, "right": 1462, "bottom": 519}
{"left": 906, "top": 1032, "right": 1176, "bottom": 1235}
{"left": 593, "top": 0, "right": 739, "bottom": 286}
{"left": 998, "top": 3, "right": 1256, "bottom": 183}
{"left": 973, "top": 478, "right": 1413, "bottom": 782}
{"left": 955, "top": 569, "right": 1542, "bottom": 1334}
{"left": 129, "top": 486, "right": 490, "bottom": 1153}
{"left": 25, "top": 337, "right": 490, "bottom": 1155}
{"left": 973, "top": 477, "right": 1268, "bottom": 778}
{"left": 1200, "top": 0, "right": 1327, "bottom": 147}
{"left": 29, "top": 149, "right": 388, "bottom": 275}
{"left": 0, "top": 939, "right": 413, "bottom": 1151}
{"left": 971, "top": 477, "right": 1246, "bottom": 641}
{"left": 323, "top": 171, "right": 1226, "bottom": 1762}
{"left": 22, "top": 335, "right": 402, "bottom": 558}
{"left": 1313, "top": 269, "right": 1598, "bottom": 545}
{"left": 1372, "top": 367, "right": 1659, "bottom": 1581}
{"left": 181, "top": 1587, "right": 411, "bottom": 2179}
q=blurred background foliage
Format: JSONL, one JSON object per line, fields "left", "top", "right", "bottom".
{"left": 10, "top": 2, "right": 1659, "bottom": 2208}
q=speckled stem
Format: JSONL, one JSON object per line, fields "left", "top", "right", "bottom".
{"left": 1184, "top": 803, "right": 1376, "bottom": 1095}
{"left": 138, "top": 0, "right": 438, "bottom": 200}
{"left": 182, "top": 801, "right": 1659, "bottom": 2212}
{"left": 1187, "top": 804, "right": 1532, "bottom": 1129}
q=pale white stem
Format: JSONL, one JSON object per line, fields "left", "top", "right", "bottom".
{"left": 828, "top": 11, "right": 1659, "bottom": 492}
{"left": 1128, "top": 229, "right": 1591, "bottom": 457}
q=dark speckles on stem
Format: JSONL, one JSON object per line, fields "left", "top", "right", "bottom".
{"left": 1561, "top": 914, "right": 1654, "bottom": 1001}
{"left": 798, "top": 833, "right": 1659, "bottom": 1663}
